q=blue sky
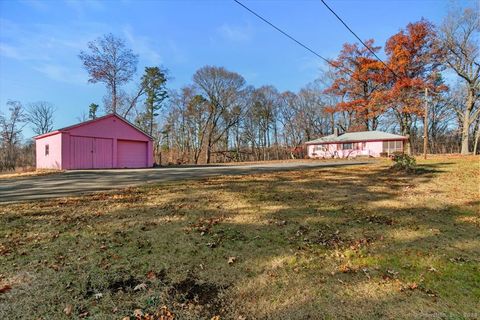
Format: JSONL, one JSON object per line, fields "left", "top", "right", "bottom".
{"left": 0, "top": 0, "right": 473, "bottom": 139}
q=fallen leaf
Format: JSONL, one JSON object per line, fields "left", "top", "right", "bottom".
{"left": 0, "top": 285, "right": 12, "bottom": 294}
{"left": 63, "top": 304, "right": 73, "bottom": 316}
{"left": 134, "top": 309, "right": 143, "bottom": 317}
{"left": 157, "top": 305, "right": 175, "bottom": 319}
{"left": 227, "top": 256, "right": 236, "bottom": 265}
{"left": 134, "top": 283, "right": 147, "bottom": 291}
{"left": 50, "top": 264, "right": 60, "bottom": 271}
{"left": 387, "top": 269, "right": 399, "bottom": 276}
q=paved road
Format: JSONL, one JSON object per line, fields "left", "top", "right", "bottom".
{"left": 0, "top": 160, "right": 370, "bottom": 203}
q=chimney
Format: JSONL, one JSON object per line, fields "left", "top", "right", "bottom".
{"left": 333, "top": 127, "right": 339, "bottom": 137}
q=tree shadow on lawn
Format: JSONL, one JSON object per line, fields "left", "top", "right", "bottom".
{"left": 0, "top": 163, "right": 478, "bottom": 319}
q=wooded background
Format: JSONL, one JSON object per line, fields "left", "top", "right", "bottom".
{"left": 1, "top": 4, "right": 478, "bottom": 170}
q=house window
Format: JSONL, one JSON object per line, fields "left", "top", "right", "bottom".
{"left": 382, "top": 141, "right": 388, "bottom": 151}
{"left": 45, "top": 144, "right": 49, "bottom": 156}
{"left": 314, "top": 145, "right": 326, "bottom": 152}
{"left": 383, "top": 140, "right": 403, "bottom": 153}
{"left": 342, "top": 143, "right": 353, "bottom": 150}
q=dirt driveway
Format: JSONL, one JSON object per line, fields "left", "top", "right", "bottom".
{"left": 0, "top": 160, "right": 371, "bottom": 202}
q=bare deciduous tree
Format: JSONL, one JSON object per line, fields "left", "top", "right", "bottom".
{"left": 0, "top": 101, "right": 27, "bottom": 170}
{"left": 76, "top": 111, "right": 89, "bottom": 123}
{"left": 79, "top": 33, "right": 138, "bottom": 114}
{"left": 439, "top": 4, "right": 480, "bottom": 153}
{"left": 27, "top": 101, "right": 55, "bottom": 135}
{"left": 193, "top": 66, "right": 246, "bottom": 163}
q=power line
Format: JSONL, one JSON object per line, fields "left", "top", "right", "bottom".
{"left": 232, "top": 0, "right": 336, "bottom": 69}
{"left": 319, "top": 0, "right": 399, "bottom": 79}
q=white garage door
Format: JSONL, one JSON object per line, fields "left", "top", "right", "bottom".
{"left": 117, "top": 140, "right": 147, "bottom": 168}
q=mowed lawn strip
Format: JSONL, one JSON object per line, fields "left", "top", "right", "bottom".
{"left": 0, "top": 156, "right": 479, "bottom": 319}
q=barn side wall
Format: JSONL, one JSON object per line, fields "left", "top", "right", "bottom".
{"left": 36, "top": 133, "right": 63, "bottom": 169}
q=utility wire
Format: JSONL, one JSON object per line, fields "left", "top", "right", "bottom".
{"left": 319, "top": 0, "right": 399, "bottom": 79}
{"left": 233, "top": 0, "right": 338, "bottom": 70}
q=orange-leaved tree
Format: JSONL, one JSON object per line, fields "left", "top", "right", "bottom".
{"left": 379, "top": 19, "right": 447, "bottom": 152}
{"left": 324, "top": 39, "right": 386, "bottom": 132}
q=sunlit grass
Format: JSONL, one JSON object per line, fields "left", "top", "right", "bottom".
{"left": 0, "top": 156, "right": 479, "bottom": 319}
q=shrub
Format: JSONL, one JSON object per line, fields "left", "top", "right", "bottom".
{"left": 391, "top": 154, "right": 416, "bottom": 172}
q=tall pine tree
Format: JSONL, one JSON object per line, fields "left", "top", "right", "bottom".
{"left": 136, "top": 67, "right": 168, "bottom": 136}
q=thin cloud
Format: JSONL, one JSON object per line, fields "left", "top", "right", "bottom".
{"left": 217, "top": 23, "right": 253, "bottom": 43}
{"left": 0, "top": 43, "right": 24, "bottom": 60}
{"left": 166, "top": 40, "right": 188, "bottom": 64}
{"left": 0, "top": 18, "right": 109, "bottom": 85}
{"left": 34, "top": 63, "right": 86, "bottom": 84}
{"left": 123, "top": 25, "right": 162, "bottom": 65}
{"left": 65, "top": 0, "right": 105, "bottom": 17}
{"left": 19, "top": 0, "right": 50, "bottom": 12}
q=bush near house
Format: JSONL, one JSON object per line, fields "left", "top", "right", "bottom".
{"left": 391, "top": 154, "right": 417, "bottom": 172}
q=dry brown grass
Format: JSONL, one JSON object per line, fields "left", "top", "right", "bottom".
{"left": 0, "top": 169, "right": 63, "bottom": 179}
{"left": 0, "top": 156, "right": 479, "bottom": 319}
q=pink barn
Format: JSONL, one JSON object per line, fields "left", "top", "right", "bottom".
{"left": 306, "top": 130, "right": 407, "bottom": 159}
{"left": 34, "top": 114, "right": 154, "bottom": 170}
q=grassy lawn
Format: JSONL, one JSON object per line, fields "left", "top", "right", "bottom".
{"left": 0, "top": 156, "right": 479, "bottom": 319}
{"left": 0, "top": 169, "right": 63, "bottom": 180}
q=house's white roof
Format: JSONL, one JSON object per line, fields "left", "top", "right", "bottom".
{"left": 305, "top": 130, "right": 407, "bottom": 144}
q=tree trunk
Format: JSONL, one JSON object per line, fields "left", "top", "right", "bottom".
{"left": 400, "top": 115, "right": 413, "bottom": 155}
{"left": 274, "top": 122, "right": 279, "bottom": 160}
{"left": 112, "top": 82, "right": 117, "bottom": 114}
{"left": 194, "top": 151, "right": 200, "bottom": 164}
{"left": 460, "top": 104, "right": 470, "bottom": 154}
{"left": 206, "top": 147, "right": 211, "bottom": 164}
{"left": 474, "top": 119, "right": 480, "bottom": 155}
{"left": 206, "top": 135, "right": 212, "bottom": 164}
{"left": 149, "top": 109, "right": 154, "bottom": 137}
{"left": 460, "top": 90, "right": 474, "bottom": 154}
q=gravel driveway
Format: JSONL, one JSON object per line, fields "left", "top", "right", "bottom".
{"left": 0, "top": 160, "right": 371, "bottom": 203}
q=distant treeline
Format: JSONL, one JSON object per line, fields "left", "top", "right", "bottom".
{"left": 1, "top": 3, "right": 478, "bottom": 170}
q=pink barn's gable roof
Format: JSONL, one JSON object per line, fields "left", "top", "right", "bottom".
{"left": 305, "top": 130, "right": 407, "bottom": 145}
{"left": 34, "top": 113, "right": 153, "bottom": 140}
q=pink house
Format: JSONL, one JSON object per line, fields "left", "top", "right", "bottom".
{"left": 34, "top": 114, "right": 154, "bottom": 170}
{"left": 306, "top": 130, "right": 408, "bottom": 159}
